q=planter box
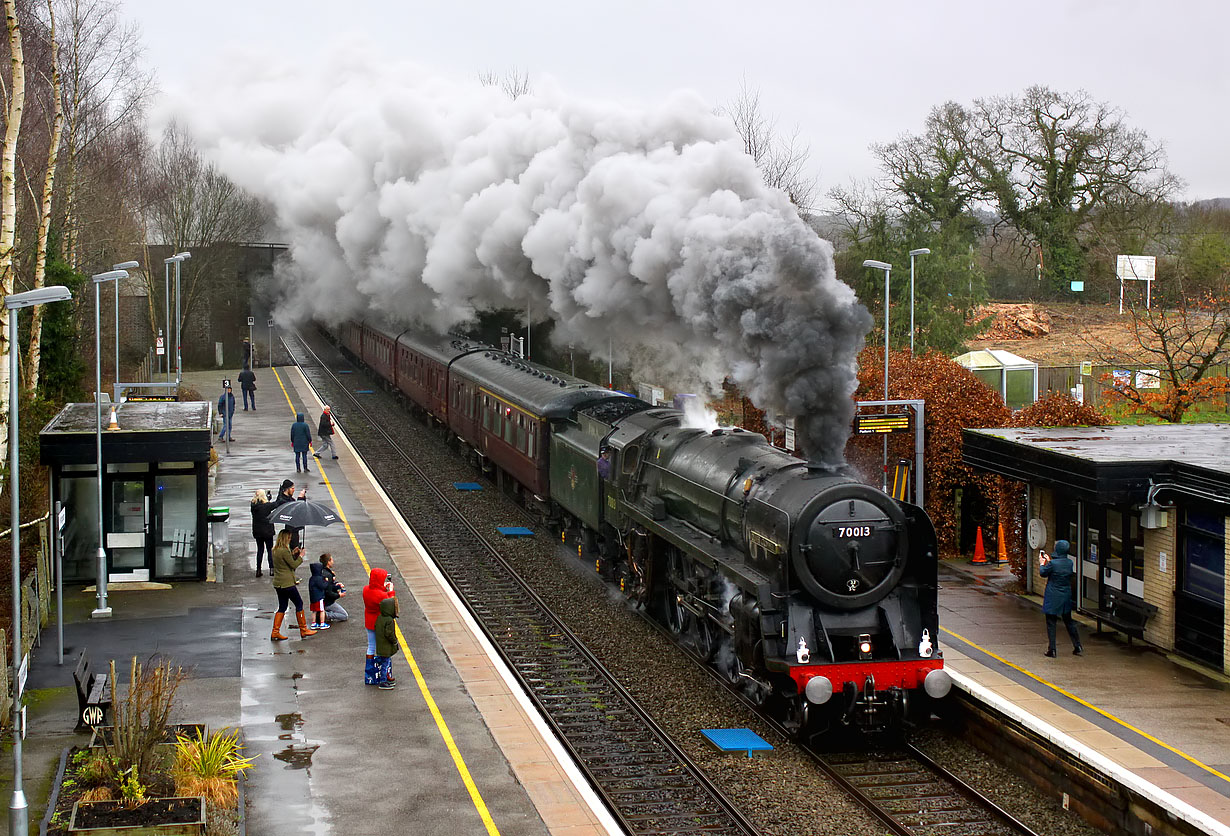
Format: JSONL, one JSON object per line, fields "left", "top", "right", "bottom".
{"left": 88, "top": 725, "right": 205, "bottom": 750}
{"left": 68, "top": 796, "right": 205, "bottom": 836}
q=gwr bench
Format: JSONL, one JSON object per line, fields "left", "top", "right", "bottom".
{"left": 1092, "top": 590, "right": 1157, "bottom": 644}
{"left": 73, "top": 651, "right": 111, "bottom": 729}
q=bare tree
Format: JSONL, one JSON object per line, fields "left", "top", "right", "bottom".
{"left": 57, "top": 0, "right": 152, "bottom": 268}
{"left": 1087, "top": 273, "right": 1230, "bottom": 423}
{"left": 23, "top": 0, "right": 64, "bottom": 393}
{"left": 142, "top": 122, "right": 267, "bottom": 337}
{"left": 0, "top": 0, "right": 26, "bottom": 474}
{"left": 721, "top": 80, "right": 816, "bottom": 210}
{"left": 478, "top": 67, "right": 530, "bottom": 99}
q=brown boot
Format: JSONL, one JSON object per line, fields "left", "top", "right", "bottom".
{"left": 271, "top": 612, "right": 289, "bottom": 641}
{"left": 296, "top": 610, "right": 317, "bottom": 637}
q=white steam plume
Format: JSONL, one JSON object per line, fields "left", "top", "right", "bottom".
{"left": 181, "top": 53, "right": 871, "bottom": 464}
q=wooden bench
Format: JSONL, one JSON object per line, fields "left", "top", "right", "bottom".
{"left": 1093, "top": 591, "right": 1158, "bottom": 644}
{"left": 73, "top": 651, "right": 111, "bottom": 730}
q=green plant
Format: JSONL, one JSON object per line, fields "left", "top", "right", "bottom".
{"left": 75, "top": 752, "right": 110, "bottom": 788}
{"left": 173, "top": 727, "right": 256, "bottom": 807}
{"left": 118, "top": 766, "right": 147, "bottom": 808}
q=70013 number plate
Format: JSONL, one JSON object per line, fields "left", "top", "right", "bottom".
{"left": 833, "top": 525, "right": 873, "bottom": 538}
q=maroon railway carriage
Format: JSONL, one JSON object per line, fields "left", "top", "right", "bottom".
{"left": 446, "top": 350, "right": 623, "bottom": 499}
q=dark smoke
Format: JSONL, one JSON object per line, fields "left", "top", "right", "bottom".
{"left": 182, "top": 55, "right": 871, "bottom": 464}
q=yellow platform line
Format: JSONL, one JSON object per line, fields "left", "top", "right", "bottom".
{"left": 942, "top": 626, "right": 1230, "bottom": 785}
{"left": 273, "top": 366, "right": 502, "bottom": 836}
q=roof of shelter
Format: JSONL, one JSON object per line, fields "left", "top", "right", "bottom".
{"left": 41, "top": 401, "right": 212, "bottom": 434}
{"left": 953, "top": 348, "right": 1037, "bottom": 370}
{"left": 963, "top": 424, "right": 1230, "bottom": 505}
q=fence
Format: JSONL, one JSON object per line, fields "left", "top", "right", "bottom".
{"left": 1036, "top": 363, "right": 1230, "bottom": 410}
{"left": 0, "top": 515, "right": 54, "bottom": 725}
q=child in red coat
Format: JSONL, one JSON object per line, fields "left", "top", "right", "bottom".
{"left": 363, "top": 567, "right": 395, "bottom": 684}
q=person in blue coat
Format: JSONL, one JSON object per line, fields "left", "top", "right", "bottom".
{"left": 1040, "top": 539, "right": 1083, "bottom": 657}
{"left": 217, "top": 387, "right": 236, "bottom": 441}
{"left": 290, "top": 412, "right": 313, "bottom": 473}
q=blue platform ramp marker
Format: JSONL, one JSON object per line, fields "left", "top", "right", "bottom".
{"left": 355, "top": 389, "right": 375, "bottom": 394}
{"left": 338, "top": 369, "right": 354, "bottom": 374}
{"left": 701, "top": 728, "right": 773, "bottom": 758}
{"left": 453, "top": 482, "right": 483, "bottom": 491}
{"left": 496, "top": 526, "right": 534, "bottom": 537}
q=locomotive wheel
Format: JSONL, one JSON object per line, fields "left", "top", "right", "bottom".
{"left": 691, "top": 618, "right": 717, "bottom": 661}
{"left": 665, "top": 593, "right": 687, "bottom": 635}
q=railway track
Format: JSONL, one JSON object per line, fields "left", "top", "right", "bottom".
{"left": 283, "top": 329, "right": 761, "bottom": 836}
{"left": 653, "top": 615, "right": 1043, "bottom": 836}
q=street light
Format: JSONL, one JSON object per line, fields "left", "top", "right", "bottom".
{"left": 6, "top": 284, "right": 72, "bottom": 836}
{"left": 863, "top": 259, "right": 892, "bottom": 492}
{"left": 908, "top": 248, "right": 930, "bottom": 355}
{"left": 91, "top": 269, "right": 128, "bottom": 619}
{"left": 110, "top": 261, "right": 139, "bottom": 399}
{"left": 170, "top": 253, "right": 190, "bottom": 384}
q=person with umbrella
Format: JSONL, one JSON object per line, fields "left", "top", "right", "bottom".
{"left": 268, "top": 489, "right": 340, "bottom": 550}
{"left": 270, "top": 530, "right": 316, "bottom": 640}
{"left": 272, "top": 479, "right": 307, "bottom": 550}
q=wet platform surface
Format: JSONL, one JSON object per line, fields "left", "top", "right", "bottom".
{"left": 938, "top": 560, "right": 1230, "bottom": 828}
{"left": 6, "top": 363, "right": 612, "bottom": 836}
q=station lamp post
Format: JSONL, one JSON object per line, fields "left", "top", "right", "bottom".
{"left": 171, "top": 252, "right": 190, "bottom": 384}
{"left": 863, "top": 259, "right": 892, "bottom": 492}
{"left": 92, "top": 269, "right": 129, "bottom": 619}
{"left": 6, "top": 285, "right": 73, "bottom": 836}
{"left": 908, "top": 248, "right": 930, "bottom": 355}
{"left": 111, "top": 261, "right": 139, "bottom": 399}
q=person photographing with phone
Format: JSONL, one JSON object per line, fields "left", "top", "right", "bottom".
{"left": 362, "top": 568, "right": 397, "bottom": 685}
{"left": 1040, "top": 540, "right": 1083, "bottom": 658}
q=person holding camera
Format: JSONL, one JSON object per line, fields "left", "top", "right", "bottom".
{"left": 271, "top": 479, "right": 309, "bottom": 550}
{"left": 362, "top": 567, "right": 397, "bottom": 685}
{"left": 1040, "top": 539, "right": 1083, "bottom": 657}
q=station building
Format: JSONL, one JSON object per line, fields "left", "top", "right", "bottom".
{"left": 39, "top": 401, "right": 213, "bottom": 582}
{"left": 963, "top": 424, "right": 1230, "bottom": 675}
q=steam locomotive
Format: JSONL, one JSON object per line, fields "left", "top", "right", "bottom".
{"left": 333, "top": 319, "right": 951, "bottom": 731}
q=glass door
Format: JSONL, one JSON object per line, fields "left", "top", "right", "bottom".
{"left": 106, "top": 477, "right": 149, "bottom": 581}
{"left": 1081, "top": 506, "right": 1104, "bottom": 612}
{"left": 154, "top": 473, "right": 198, "bottom": 578}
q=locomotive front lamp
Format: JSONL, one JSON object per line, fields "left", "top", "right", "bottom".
{"left": 857, "top": 633, "right": 873, "bottom": 660}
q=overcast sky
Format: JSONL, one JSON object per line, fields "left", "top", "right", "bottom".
{"left": 126, "top": 0, "right": 1228, "bottom": 203}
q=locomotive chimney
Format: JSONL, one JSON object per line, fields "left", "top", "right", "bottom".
{"left": 805, "top": 459, "right": 840, "bottom": 475}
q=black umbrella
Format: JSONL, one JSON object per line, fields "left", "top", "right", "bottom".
{"left": 270, "top": 499, "right": 339, "bottom": 548}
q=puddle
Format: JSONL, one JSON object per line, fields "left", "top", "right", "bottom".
{"left": 273, "top": 742, "right": 320, "bottom": 770}
{"left": 272, "top": 712, "right": 320, "bottom": 771}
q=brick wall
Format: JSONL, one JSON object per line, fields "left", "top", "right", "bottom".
{"left": 1142, "top": 517, "right": 1176, "bottom": 650}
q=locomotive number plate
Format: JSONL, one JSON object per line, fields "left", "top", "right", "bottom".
{"left": 833, "top": 525, "right": 873, "bottom": 538}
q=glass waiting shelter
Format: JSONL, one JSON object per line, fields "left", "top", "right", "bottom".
{"left": 953, "top": 348, "right": 1039, "bottom": 411}
{"left": 40, "top": 401, "right": 212, "bottom": 582}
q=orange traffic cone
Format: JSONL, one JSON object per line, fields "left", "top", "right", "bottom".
{"left": 996, "top": 521, "right": 1009, "bottom": 564}
{"left": 107, "top": 407, "right": 119, "bottom": 430}
{"left": 972, "top": 526, "right": 987, "bottom": 564}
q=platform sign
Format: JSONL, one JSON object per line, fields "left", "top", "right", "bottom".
{"left": 855, "top": 413, "right": 910, "bottom": 434}
{"left": 221, "top": 378, "right": 231, "bottom": 388}
{"left": 126, "top": 394, "right": 177, "bottom": 402}
{"left": 267, "top": 319, "right": 274, "bottom": 327}
{"left": 247, "top": 316, "right": 255, "bottom": 326}
{"left": 155, "top": 336, "right": 165, "bottom": 356}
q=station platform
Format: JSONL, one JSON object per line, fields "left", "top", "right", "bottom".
{"left": 7, "top": 363, "right": 617, "bottom": 836}
{"left": 938, "top": 559, "right": 1230, "bottom": 834}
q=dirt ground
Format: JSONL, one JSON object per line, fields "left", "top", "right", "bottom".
{"left": 966, "top": 302, "right": 1152, "bottom": 365}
